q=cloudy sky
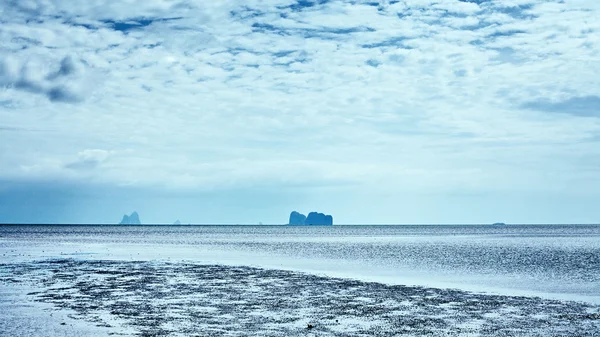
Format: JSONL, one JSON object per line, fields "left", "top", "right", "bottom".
{"left": 0, "top": 0, "right": 599, "bottom": 224}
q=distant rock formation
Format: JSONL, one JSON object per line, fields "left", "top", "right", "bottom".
{"left": 305, "top": 212, "right": 333, "bottom": 225}
{"left": 120, "top": 211, "right": 141, "bottom": 225}
{"left": 288, "top": 211, "right": 333, "bottom": 226}
{"left": 173, "top": 220, "right": 181, "bottom": 225}
{"left": 289, "top": 211, "right": 307, "bottom": 225}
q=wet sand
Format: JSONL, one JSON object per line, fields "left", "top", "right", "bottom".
{"left": 1, "top": 259, "right": 599, "bottom": 336}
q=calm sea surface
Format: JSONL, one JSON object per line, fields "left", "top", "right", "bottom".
{"left": 1, "top": 224, "right": 599, "bottom": 303}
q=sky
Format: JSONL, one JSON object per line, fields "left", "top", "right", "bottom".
{"left": 0, "top": 0, "right": 599, "bottom": 224}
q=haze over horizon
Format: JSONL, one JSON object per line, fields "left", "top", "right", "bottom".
{"left": 1, "top": 0, "right": 600, "bottom": 224}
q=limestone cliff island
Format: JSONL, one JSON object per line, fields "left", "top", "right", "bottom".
{"left": 288, "top": 211, "right": 333, "bottom": 226}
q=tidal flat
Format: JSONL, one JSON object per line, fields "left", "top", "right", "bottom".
{"left": 1, "top": 259, "right": 599, "bottom": 336}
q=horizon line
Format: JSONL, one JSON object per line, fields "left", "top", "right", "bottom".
{"left": 1, "top": 223, "right": 599, "bottom": 226}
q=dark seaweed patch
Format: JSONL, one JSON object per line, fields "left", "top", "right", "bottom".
{"left": 1, "top": 259, "right": 599, "bottom": 336}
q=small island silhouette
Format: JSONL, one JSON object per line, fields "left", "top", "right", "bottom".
{"left": 119, "top": 211, "right": 141, "bottom": 225}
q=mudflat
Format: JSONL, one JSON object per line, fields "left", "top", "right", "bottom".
{"left": 1, "top": 259, "right": 599, "bottom": 336}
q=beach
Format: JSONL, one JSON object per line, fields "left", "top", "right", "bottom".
{"left": 2, "top": 258, "right": 599, "bottom": 336}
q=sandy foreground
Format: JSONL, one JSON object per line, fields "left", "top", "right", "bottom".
{"left": 1, "top": 259, "right": 599, "bottom": 336}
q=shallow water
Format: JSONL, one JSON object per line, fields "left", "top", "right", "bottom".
{"left": 1, "top": 224, "right": 599, "bottom": 303}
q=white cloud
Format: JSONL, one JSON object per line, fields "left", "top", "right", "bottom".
{"left": 65, "top": 149, "right": 111, "bottom": 169}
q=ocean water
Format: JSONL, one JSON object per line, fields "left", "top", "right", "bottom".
{"left": 1, "top": 224, "right": 599, "bottom": 303}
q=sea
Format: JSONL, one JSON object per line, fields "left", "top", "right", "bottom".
{"left": 1, "top": 224, "right": 599, "bottom": 304}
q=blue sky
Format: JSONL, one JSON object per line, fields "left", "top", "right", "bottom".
{"left": 1, "top": 0, "right": 599, "bottom": 224}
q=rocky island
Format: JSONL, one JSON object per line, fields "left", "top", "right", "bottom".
{"left": 288, "top": 211, "right": 333, "bottom": 226}
{"left": 119, "top": 211, "right": 141, "bottom": 225}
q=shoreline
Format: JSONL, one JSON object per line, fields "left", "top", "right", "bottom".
{"left": 1, "top": 259, "right": 599, "bottom": 336}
